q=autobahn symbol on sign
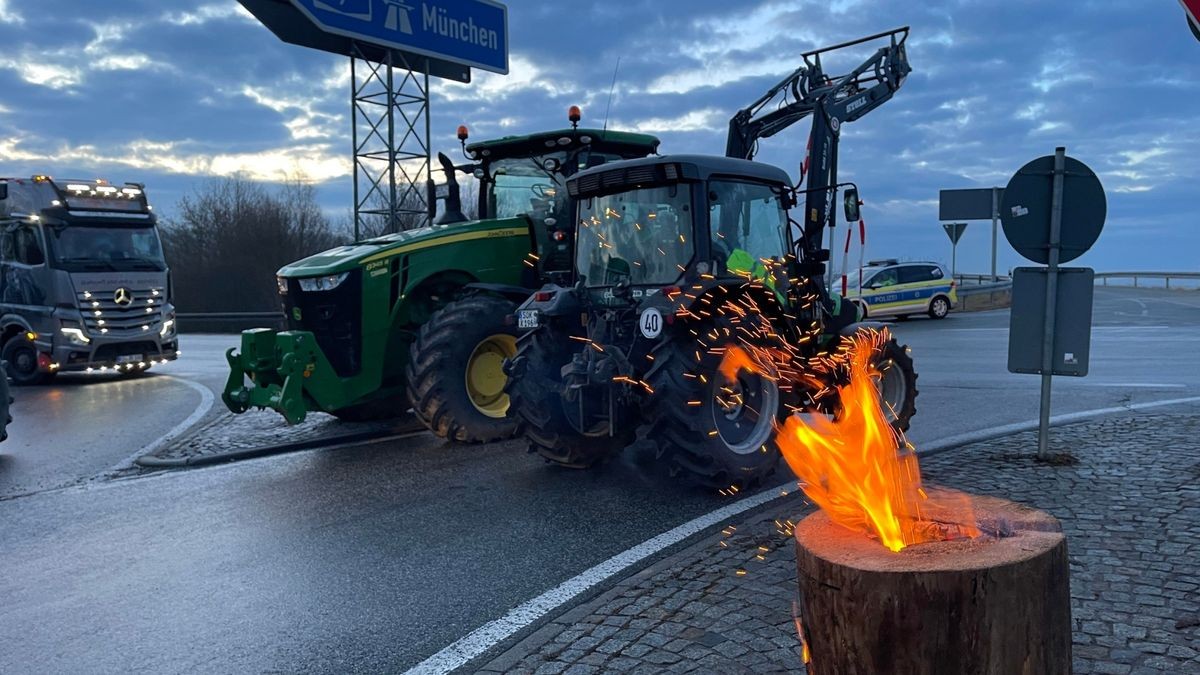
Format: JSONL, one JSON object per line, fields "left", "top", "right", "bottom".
{"left": 290, "top": 0, "right": 509, "bottom": 73}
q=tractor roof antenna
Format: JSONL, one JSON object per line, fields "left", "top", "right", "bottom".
{"left": 602, "top": 57, "right": 621, "bottom": 133}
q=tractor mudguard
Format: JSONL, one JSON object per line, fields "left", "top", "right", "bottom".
{"left": 464, "top": 282, "right": 535, "bottom": 303}
{"left": 838, "top": 320, "right": 892, "bottom": 337}
{"left": 223, "top": 328, "right": 339, "bottom": 425}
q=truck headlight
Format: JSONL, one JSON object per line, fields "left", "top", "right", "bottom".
{"left": 160, "top": 317, "right": 176, "bottom": 338}
{"left": 276, "top": 276, "right": 288, "bottom": 295}
{"left": 60, "top": 321, "right": 91, "bottom": 346}
{"left": 297, "top": 272, "right": 348, "bottom": 292}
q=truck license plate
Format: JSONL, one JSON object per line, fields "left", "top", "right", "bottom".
{"left": 116, "top": 354, "right": 142, "bottom": 364}
{"left": 517, "top": 310, "right": 539, "bottom": 329}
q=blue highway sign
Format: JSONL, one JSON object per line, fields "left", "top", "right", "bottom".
{"left": 289, "top": 0, "right": 508, "bottom": 74}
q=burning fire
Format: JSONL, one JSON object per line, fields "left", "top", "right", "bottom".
{"left": 728, "top": 330, "right": 978, "bottom": 552}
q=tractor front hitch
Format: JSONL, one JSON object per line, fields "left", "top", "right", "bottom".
{"left": 222, "top": 328, "right": 323, "bottom": 425}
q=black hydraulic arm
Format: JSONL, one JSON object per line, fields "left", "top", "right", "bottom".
{"left": 724, "top": 28, "right": 910, "bottom": 255}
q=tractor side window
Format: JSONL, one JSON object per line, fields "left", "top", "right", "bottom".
{"left": 708, "top": 180, "right": 787, "bottom": 273}
{"left": 576, "top": 185, "right": 694, "bottom": 287}
{"left": 13, "top": 227, "right": 44, "bottom": 265}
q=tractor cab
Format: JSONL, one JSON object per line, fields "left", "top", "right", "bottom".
{"left": 567, "top": 155, "right": 794, "bottom": 297}
{"left": 453, "top": 118, "right": 660, "bottom": 275}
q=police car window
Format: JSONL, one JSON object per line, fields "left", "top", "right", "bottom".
{"left": 871, "top": 268, "right": 899, "bottom": 287}
{"left": 898, "top": 266, "right": 928, "bottom": 284}
{"left": 708, "top": 180, "right": 787, "bottom": 265}
{"left": 928, "top": 266, "right": 944, "bottom": 279}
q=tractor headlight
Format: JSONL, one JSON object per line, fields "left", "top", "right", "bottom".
{"left": 276, "top": 276, "right": 289, "bottom": 295}
{"left": 297, "top": 272, "right": 348, "bottom": 293}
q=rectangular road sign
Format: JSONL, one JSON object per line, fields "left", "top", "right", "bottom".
{"left": 1008, "top": 266, "right": 1094, "bottom": 376}
{"left": 290, "top": 0, "right": 509, "bottom": 74}
{"left": 939, "top": 187, "right": 1003, "bottom": 221}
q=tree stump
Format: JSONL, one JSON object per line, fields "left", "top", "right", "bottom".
{"left": 793, "top": 495, "right": 1071, "bottom": 675}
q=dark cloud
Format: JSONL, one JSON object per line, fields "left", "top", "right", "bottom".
{"left": 1, "top": 0, "right": 1196, "bottom": 271}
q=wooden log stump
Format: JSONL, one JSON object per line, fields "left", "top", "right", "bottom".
{"left": 794, "top": 495, "right": 1071, "bottom": 675}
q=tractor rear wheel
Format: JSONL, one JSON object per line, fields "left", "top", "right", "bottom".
{"left": 871, "top": 336, "right": 918, "bottom": 433}
{"left": 406, "top": 294, "right": 522, "bottom": 443}
{"left": 643, "top": 325, "right": 782, "bottom": 490}
{"left": 507, "top": 327, "right": 627, "bottom": 468}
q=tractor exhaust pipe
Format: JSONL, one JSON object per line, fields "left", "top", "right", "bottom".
{"left": 435, "top": 152, "right": 468, "bottom": 225}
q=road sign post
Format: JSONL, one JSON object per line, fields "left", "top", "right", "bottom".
{"left": 1001, "top": 147, "right": 1106, "bottom": 460}
{"left": 939, "top": 187, "right": 1003, "bottom": 281}
{"left": 941, "top": 222, "right": 967, "bottom": 280}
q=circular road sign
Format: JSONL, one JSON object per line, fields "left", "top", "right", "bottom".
{"left": 1000, "top": 154, "right": 1106, "bottom": 265}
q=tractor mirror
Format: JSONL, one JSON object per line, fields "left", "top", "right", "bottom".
{"left": 843, "top": 189, "right": 860, "bottom": 222}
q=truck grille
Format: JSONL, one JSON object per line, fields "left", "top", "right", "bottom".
{"left": 283, "top": 270, "right": 362, "bottom": 378}
{"left": 76, "top": 287, "right": 166, "bottom": 336}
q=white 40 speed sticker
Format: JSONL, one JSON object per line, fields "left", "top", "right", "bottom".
{"left": 639, "top": 307, "right": 663, "bottom": 339}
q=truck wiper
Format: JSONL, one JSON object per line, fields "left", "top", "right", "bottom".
{"left": 58, "top": 257, "right": 117, "bottom": 270}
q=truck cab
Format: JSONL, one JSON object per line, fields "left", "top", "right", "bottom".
{"left": 0, "top": 175, "right": 177, "bottom": 384}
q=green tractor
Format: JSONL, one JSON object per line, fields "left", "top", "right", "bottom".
{"left": 504, "top": 29, "right": 916, "bottom": 488}
{"left": 223, "top": 115, "right": 660, "bottom": 442}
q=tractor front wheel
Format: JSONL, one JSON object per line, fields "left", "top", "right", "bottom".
{"left": 871, "top": 337, "right": 918, "bottom": 433}
{"left": 406, "top": 294, "right": 522, "bottom": 443}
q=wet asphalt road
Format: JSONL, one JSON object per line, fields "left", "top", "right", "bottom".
{"left": 0, "top": 287, "right": 1197, "bottom": 673}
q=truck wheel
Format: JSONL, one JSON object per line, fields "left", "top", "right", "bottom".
{"left": 506, "top": 327, "right": 626, "bottom": 468}
{"left": 1, "top": 339, "right": 50, "bottom": 386}
{"left": 643, "top": 323, "right": 782, "bottom": 491}
{"left": 406, "top": 294, "right": 522, "bottom": 443}
{"left": 0, "top": 360, "right": 11, "bottom": 441}
{"left": 928, "top": 295, "right": 951, "bottom": 319}
{"left": 872, "top": 337, "right": 918, "bottom": 433}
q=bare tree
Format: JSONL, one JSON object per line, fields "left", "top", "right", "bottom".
{"left": 161, "top": 176, "right": 345, "bottom": 312}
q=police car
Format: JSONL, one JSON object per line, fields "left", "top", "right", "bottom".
{"left": 844, "top": 260, "right": 957, "bottom": 320}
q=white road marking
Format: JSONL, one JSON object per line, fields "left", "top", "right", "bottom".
{"left": 1063, "top": 382, "right": 1185, "bottom": 389}
{"left": 108, "top": 375, "right": 215, "bottom": 473}
{"left": 406, "top": 395, "right": 1200, "bottom": 674}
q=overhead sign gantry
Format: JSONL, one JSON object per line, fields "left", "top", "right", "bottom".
{"left": 239, "top": 0, "right": 509, "bottom": 237}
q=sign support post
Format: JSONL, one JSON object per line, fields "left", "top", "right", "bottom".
{"left": 991, "top": 187, "right": 1000, "bottom": 281}
{"left": 1036, "top": 148, "right": 1066, "bottom": 459}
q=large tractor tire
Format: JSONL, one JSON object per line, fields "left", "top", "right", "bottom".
{"left": 506, "top": 327, "right": 628, "bottom": 468}
{"left": 643, "top": 322, "right": 783, "bottom": 491}
{"left": 406, "top": 294, "right": 522, "bottom": 443}
{"left": 2, "top": 338, "right": 51, "bottom": 386}
{"left": 871, "top": 336, "right": 918, "bottom": 433}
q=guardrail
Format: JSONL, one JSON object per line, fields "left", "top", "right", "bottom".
{"left": 177, "top": 312, "right": 285, "bottom": 333}
{"left": 954, "top": 274, "right": 1011, "bottom": 284}
{"left": 1094, "top": 272, "right": 1200, "bottom": 289}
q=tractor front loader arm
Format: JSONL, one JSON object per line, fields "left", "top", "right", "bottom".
{"left": 223, "top": 328, "right": 334, "bottom": 425}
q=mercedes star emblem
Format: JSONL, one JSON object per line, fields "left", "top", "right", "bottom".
{"left": 114, "top": 288, "right": 133, "bottom": 306}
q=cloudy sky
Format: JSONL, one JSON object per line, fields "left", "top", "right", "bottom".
{"left": 1, "top": 0, "right": 1197, "bottom": 274}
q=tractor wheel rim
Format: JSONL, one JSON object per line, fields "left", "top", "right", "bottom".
{"left": 874, "top": 358, "right": 906, "bottom": 423}
{"left": 465, "top": 334, "right": 517, "bottom": 419}
{"left": 713, "top": 368, "right": 779, "bottom": 456}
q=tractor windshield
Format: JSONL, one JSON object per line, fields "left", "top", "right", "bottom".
{"left": 576, "top": 185, "right": 694, "bottom": 287}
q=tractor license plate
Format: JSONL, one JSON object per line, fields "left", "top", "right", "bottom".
{"left": 116, "top": 354, "right": 142, "bottom": 364}
{"left": 517, "top": 310, "right": 539, "bottom": 329}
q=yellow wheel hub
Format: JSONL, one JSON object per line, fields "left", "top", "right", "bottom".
{"left": 465, "top": 334, "right": 517, "bottom": 418}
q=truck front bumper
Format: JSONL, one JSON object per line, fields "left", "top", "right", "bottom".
{"left": 47, "top": 337, "right": 180, "bottom": 373}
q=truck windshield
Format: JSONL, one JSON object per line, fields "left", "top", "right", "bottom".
{"left": 576, "top": 185, "right": 694, "bottom": 287}
{"left": 47, "top": 226, "right": 166, "bottom": 271}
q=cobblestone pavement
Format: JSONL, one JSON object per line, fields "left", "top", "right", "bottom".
{"left": 474, "top": 412, "right": 1200, "bottom": 674}
{"left": 145, "top": 408, "right": 424, "bottom": 461}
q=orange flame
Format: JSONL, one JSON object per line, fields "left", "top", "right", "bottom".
{"left": 728, "top": 331, "right": 978, "bottom": 552}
